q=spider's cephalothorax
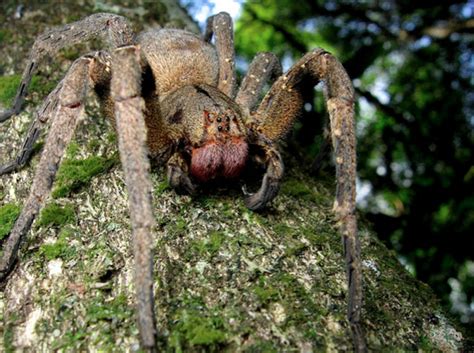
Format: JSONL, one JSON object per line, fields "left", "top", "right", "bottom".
{"left": 154, "top": 84, "right": 249, "bottom": 184}
{"left": 0, "top": 12, "right": 365, "bottom": 352}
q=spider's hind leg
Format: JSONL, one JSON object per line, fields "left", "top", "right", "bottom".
{"left": 204, "top": 12, "right": 237, "bottom": 98}
{"left": 0, "top": 83, "right": 61, "bottom": 175}
{"left": 0, "top": 50, "right": 112, "bottom": 177}
{"left": 236, "top": 52, "right": 282, "bottom": 116}
{"left": 0, "top": 13, "right": 133, "bottom": 123}
{"left": 0, "top": 56, "right": 93, "bottom": 280}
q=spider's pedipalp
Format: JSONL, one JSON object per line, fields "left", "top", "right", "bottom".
{"left": 253, "top": 49, "right": 366, "bottom": 352}
{"left": 244, "top": 140, "right": 284, "bottom": 210}
{"left": 167, "top": 153, "right": 196, "bottom": 195}
{"left": 0, "top": 13, "right": 133, "bottom": 123}
{"left": 111, "top": 45, "right": 157, "bottom": 350}
{"left": 236, "top": 52, "right": 282, "bottom": 116}
{"left": 0, "top": 56, "right": 92, "bottom": 280}
{"left": 204, "top": 12, "right": 237, "bottom": 98}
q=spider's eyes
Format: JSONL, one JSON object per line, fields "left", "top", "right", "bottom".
{"left": 218, "top": 126, "right": 223, "bottom": 131}
{"left": 217, "top": 117, "right": 222, "bottom": 123}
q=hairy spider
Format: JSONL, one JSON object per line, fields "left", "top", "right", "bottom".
{"left": 0, "top": 12, "right": 365, "bottom": 352}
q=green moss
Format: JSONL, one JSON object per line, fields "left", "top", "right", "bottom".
{"left": 170, "top": 217, "right": 187, "bottom": 235}
{"left": 191, "top": 231, "right": 226, "bottom": 258}
{"left": 272, "top": 273, "right": 328, "bottom": 329}
{"left": 243, "top": 341, "right": 278, "bottom": 353}
{"left": 65, "top": 141, "right": 80, "bottom": 158}
{"left": 86, "top": 294, "right": 131, "bottom": 322}
{"left": 273, "top": 223, "right": 296, "bottom": 237}
{"left": 48, "top": 293, "right": 133, "bottom": 350}
{"left": 3, "top": 313, "right": 17, "bottom": 353}
{"left": 252, "top": 277, "right": 279, "bottom": 305}
{"left": 52, "top": 154, "right": 118, "bottom": 198}
{"left": 281, "top": 178, "right": 325, "bottom": 204}
{"left": 196, "top": 195, "right": 220, "bottom": 208}
{"left": 169, "top": 304, "right": 228, "bottom": 351}
{"left": 37, "top": 202, "right": 75, "bottom": 228}
{"left": 87, "top": 139, "right": 102, "bottom": 152}
{"left": 0, "top": 74, "right": 55, "bottom": 106}
{"left": 285, "top": 240, "right": 308, "bottom": 257}
{"left": 0, "top": 29, "right": 10, "bottom": 45}
{"left": 0, "top": 203, "right": 21, "bottom": 240}
{"left": 59, "top": 47, "right": 82, "bottom": 61}
{"left": 0, "top": 75, "right": 21, "bottom": 106}
{"left": 206, "top": 231, "right": 226, "bottom": 255}
{"left": 29, "top": 75, "right": 56, "bottom": 97}
{"left": 52, "top": 331, "right": 87, "bottom": 350}
{"left": 39, "top": 228, "right": 76, "bottom": 260}
{"left": 154, "top": 180, "right": 171, "bottom": 196}
{"left": 106, "top": 132, "right": 117, "bottom": 144}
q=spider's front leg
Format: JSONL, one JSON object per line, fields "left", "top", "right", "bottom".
{"left": 252, "top": 49, "right": 366, "bottom": 352}
{"left": 111, "top": 45, "right": 158, "bottom": 351}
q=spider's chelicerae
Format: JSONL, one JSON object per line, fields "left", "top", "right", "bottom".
{"left": 0, "top": 12, "right": 365, "bottom": 352}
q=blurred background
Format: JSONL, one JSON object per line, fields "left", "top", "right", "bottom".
{"left": 1, "top": 0, "right": 472, "bottom": 337}
{"left": 186, "top": 0, "right": 474, "bottom": 333}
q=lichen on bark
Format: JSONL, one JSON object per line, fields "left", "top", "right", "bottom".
{"left": 0, "top": 1, "right": 466, "bottom": 352}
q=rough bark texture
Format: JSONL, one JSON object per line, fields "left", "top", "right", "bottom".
{"left": 0, "top": 1, "right": 466, "bottom": 352}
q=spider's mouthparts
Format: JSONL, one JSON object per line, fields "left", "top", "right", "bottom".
{"left": 190, "top": 138, "right": 248, "bottom": 182}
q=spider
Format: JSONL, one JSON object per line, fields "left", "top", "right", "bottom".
{"left": 0, "top": 12, "right": 365, "bottom": 352}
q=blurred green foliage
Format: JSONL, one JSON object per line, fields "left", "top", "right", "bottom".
{"left": 235, "top": 0, "right": 473, "bottom": 328}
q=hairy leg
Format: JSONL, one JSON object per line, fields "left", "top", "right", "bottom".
{"left": 0, "top": 49, "right": 117, "bottom": 176}
{"left": 203, "top": 12, "right": 237, "bottom": 98}
{"left": 0, "top": 56, "right": 92, "bottom": 280}
{"left": 254, "top": 49, "right": 366, "bottom": 352}
{"left": 244, "top": 137, "right": 284, "bottom": 211}
{"left": 0, "top": 13, "right": 134, "bottom": 123}
{"left": 167, "top": 153, "right": 196, "bottom": 195}
{"left": 0, "top": 83, "right": 62, "bottom": 175}
{"left": 111, "top": 45, "right": 157, "bottom": 351}
{"left": 236, "top": 52, "right": 282, "bottom": 116}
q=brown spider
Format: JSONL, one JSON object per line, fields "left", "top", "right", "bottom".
{"left": 0, "top": 12, "right": 365, "bottom": 352}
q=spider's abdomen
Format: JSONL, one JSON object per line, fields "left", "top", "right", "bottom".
{"left": 137, "top": 29, "right": 219, "bottom": 97}
{"left": 190, "top": 138, "right": 248, "bottom": 182}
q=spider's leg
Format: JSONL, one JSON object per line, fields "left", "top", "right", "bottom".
{"left": 236, "top": 52, "right": 282, "bottom": 116}
{"left": 0, "top": 83, "right": 61, "bottom": 175}
{"left": 167, "top": 153, "right": 196, "bottom": 195}
{"left": 111, "top": 45, "right": 157, "bottom": 350}
{"left": 253, "top": 49, "right": 366, "bottom": 352}
{"left": 0, "top": 56, "right": 92, "bottom": 281}
{"left": 0, "top": 13, "right": 134, "bottom": 123}
{"left": 203, "top": 12, "right": 237, "bottom": 98}
{"left": 244, "top": 139, "right": 284, "bottom": 211}
{"left": 0, "top": 50, "right": 114, "bottom": 177}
